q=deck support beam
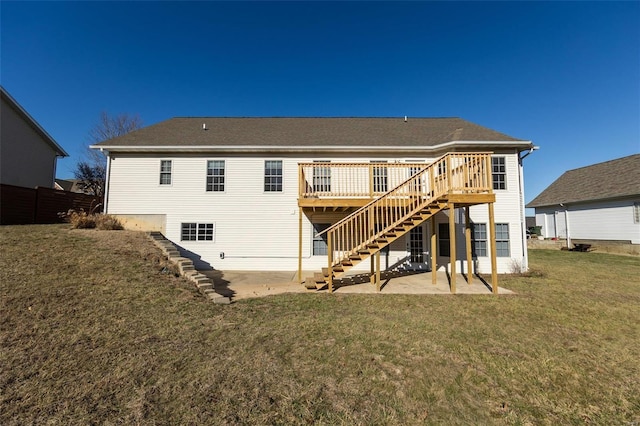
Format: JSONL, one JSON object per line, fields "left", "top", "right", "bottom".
{"left": 449, "top": 203, "right": 456, "bottom": 294}
{"left": 431, "top": 215, "right": 437, "bottom": 285}
{"left": 488, "top": 202, "right": 498, "bottom": 294}
{"left": 465, "top": 206, "right": 473, "bottom": 284}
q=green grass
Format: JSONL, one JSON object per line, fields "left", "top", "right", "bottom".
{"left": 1, "top": 224, "right": 639, "bottom": 424}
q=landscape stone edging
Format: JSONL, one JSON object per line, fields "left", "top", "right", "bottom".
{"left": 147, "top": 232, "right": 231, "bottom": 305}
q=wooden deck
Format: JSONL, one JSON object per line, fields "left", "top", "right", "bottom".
{"left": 297, "top": 153, "right": 500, "bottom": 295}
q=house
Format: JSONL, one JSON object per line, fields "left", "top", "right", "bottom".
{"left": 0, "top": 86, "right": 68, "bottom": 188}
{"left": 55, "top": 178, "right": 90, "bottom": 194}
{"left": 527, "top": 154, "right": 640, "bottom": 245}
{"left": 94, "top": 117, "right": 536, "bottom": 292}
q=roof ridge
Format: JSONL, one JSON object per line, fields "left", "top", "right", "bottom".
{"left": 565, "top": 153, "right": 640, "bottom": 173}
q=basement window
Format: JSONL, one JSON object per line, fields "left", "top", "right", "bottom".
{"left": 181, "top": 222, "right": 215, "bottom": 242}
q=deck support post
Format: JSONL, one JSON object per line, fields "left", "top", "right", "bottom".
{"left": 298, "top": 207, "right": 303, "bottom": 284}
{"left": 465, "top": 206, "right": 473, "bottom": 284}
{"left": 431, "top": 215, "right": 437, "bottom": 285}
{"left": 488, "top": 202, "right": 498, "bottom": 294}
{"left": 375, "top": 250, "right": 381, "bottom": 292}
{"left": 370, "top": 254, "right": 375, "bottom": 286}
{"left": 449, "top": 203, "right": 456, "bottom": 294}
{"left": 328, "top": 232, "right": 334, "bottom": 294}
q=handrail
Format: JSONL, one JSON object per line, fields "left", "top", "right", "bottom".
{"left": 319, "top": 152, "right": 493, "bottom": 270}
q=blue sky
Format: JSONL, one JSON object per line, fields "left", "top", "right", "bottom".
{"left": 2, "top": 1, "right": 638, "bottom": 208}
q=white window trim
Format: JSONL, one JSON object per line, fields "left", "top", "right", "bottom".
{"left": 159, "top": 159, "right": 172, "bottom": 186}
{"left": 181, "top": 222, "right": 216, "bottom": 242}
{"left": 492, "top": 156, "right": 507, "bottom": 191}
{"left": 206, "top": 159, "right": 226, "bottom": 193}
{"left": 264, "top": 159, "right": 284, "bottom": 193}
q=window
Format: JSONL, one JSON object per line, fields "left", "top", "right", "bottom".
{"left": 313, "top": 223, "right": 330, "bottom": 255}
{"left": 438, "top": 223, "right": 450, "bottom": 256}
{"left": 206, "top": 160, "right": 225, "bottom": 192}
{"left": 371, "top": 161, "right": 388, "bottom": 192}
{"left": 496, "top": 223, "right": 510, "bottom": 257}
{"left": 472, "top": 223, "right": 487, "bottom": 257}
{"left": 312, "top": 161, "right": 331, "bottom": 192}
{"left": 634, "top": 202, "right": 640, "bottom": 224}
{"left": 181, "top": 223, "right": 197, "bottom": 241}
{"left": 492, "top": 157, "right": 506, "bottom": 190}
{"left": 198, "top": 223, "right": 214, "bottom": 241}
{"left": 160, "top": 160, "right": 172, "bottom": 185}
{"left": 181, "top": 222, "right": 214, "bottom": 241}
{"left": 264, "top": 160, "right": 283, "bottom": 192}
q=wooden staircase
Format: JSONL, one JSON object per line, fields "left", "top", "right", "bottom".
{"left": 303, "top": 153, "right": 493, "bottom": 292}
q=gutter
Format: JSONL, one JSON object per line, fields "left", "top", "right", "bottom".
{"left": 91, "top": 140, "right": 535, "bottom": 154}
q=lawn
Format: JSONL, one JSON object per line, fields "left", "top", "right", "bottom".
{"left": 1, "top": 224, "right": 638, "bottom": 425}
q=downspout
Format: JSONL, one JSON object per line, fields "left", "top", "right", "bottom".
{"left": 103, "top": 149, "right": 111, "bottom": 214}
{"left": 561, "top": 204, "right": 571, "bottom": 249}
{"left": 518, "top": 145, "right": 539, "bottom": 271}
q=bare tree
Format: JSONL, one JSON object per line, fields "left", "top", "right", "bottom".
{"left": 74, "top": 112, "right": 142, "bottom": 196}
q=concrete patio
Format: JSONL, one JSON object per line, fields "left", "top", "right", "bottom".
{"left": 202, "top": 269, "right": 514, "bottom": 301}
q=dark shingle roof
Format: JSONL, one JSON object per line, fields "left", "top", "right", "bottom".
{"left": 526, "top": 154, "right": 640, "bottom": 207}
{"left": 94, "top": 117, "right": 527, "bottom": 150}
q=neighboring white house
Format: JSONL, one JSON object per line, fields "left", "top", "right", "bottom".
{"left": 527, "top": 154, "right": 640, "bottom": 245}
{"left": 94, "top": 117, "right": 535, "bottom": 282}
{"left": 0, "top": 86, "right": 68, "bottom": 189}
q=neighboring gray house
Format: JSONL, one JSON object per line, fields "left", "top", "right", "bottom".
{"left": 527, "top": 154, "right": 640, "bottom": 245}
{"left": 0, "top": 86, "right": 68, "bottom": 189}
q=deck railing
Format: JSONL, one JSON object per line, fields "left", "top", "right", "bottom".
{"left": 299, "top": 162, "right": 433, "bottom": 199}
{"left": 316, "top": 153, "right": 493, "bottom": 272}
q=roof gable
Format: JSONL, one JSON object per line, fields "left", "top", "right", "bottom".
{"left": 0, "top": 86, "right": 68, "bottom": 157}
{"left": 93, "top": 117, "right": 529, "bottom": 152}
{"left": 527, "top": 154, "right": 640, "bottom": 207}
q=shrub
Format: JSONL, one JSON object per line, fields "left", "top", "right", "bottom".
{"left": 95, "top": 214, "right": 124, "bottom": 230}
{"left": 68, "top": 210, "right": 96, "bottom": 229}
{"left": 61, "top": 209, "right": 123, "bottom": 230}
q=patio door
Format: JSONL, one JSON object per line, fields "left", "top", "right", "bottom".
{"left": 406, "top": 225, "right": 428, "bottom": 270}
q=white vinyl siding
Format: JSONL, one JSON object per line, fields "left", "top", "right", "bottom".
{"left": 534, "top": 199, "right": 640, "bottom": 244}
{"left": 107, "top": 152, "right": 529, "bottom": 271}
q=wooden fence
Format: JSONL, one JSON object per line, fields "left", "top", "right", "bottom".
{"left": 0, "top": 184, "right": 103, "bottom": 225}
